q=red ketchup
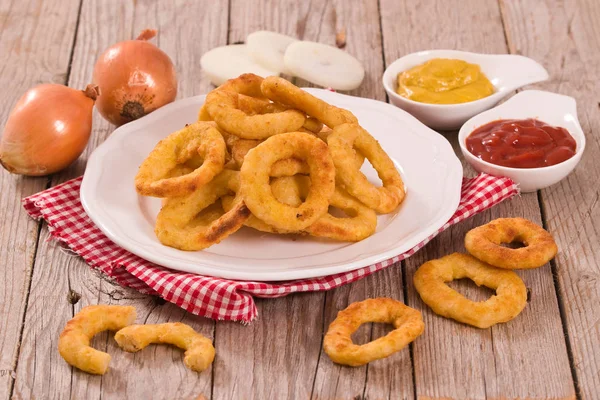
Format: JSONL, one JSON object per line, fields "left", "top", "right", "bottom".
{"left": 466, "top": 118, "right": 577, "bottom": 168}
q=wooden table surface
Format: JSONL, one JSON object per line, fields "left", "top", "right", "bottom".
{"left": 1, "top": 0, "right": 598, "bottom": 399}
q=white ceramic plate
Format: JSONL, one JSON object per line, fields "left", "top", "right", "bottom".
{"left": 81, "top": 89, "right": 463, "bottom": 281}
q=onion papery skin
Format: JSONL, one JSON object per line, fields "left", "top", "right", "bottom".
{"left": 93, "top": 35, "right": 177, "bottom": 126}
{"left": 0, "top": 84, "right": 96, "bottom": 176}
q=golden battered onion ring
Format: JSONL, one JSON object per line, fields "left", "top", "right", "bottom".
{"left": 413, "top": 253, "right": 528, "bottom": 329}
{"left": 303, "top": 116, "right": 324, "bottom": 133}
{"left": 240, "top": 132, "right": 335, "bottom": 230}
{"left": 231, "top": 138, "right": 310, "bottom": 176}
{"left": 261, "top": 76, "right": 358, "bottom": 128}
{"left": 58, "top": 305, "right": 136, "bottom": 375}
{"left": 273, "top": 176, "right": 377, "bottom": 241}
{"left": 114, "top": 322, "right": 215, "bottom": 373}
{"left": 328, "top": 123, "right": 405, "bottom": 213}
{"left": 155, "top": 170, "right": 250, "bottom": 250}
{"left": 198, "top": 105, "right": 212, "bottom": 121}
{"left": 464, "top": 218, "right": 558, "bottom": 270}
{"left": 135, "top": 121, "right": 226, "bottom": 198}
{"left": 323, "top": 298, "right": 424, "bottom": 366}
{"left": 205, "top": 74, "right": 305, "bottom": 139}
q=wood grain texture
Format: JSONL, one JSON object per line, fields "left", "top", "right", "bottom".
{"left": 380, "top": 0, "right": 575, "bottom": 399}
{"left": 500, "top": 0, "right": 600, "bottom": 398}
{"left": 0, "top": 0, "right": 81, "bottom": 398}
{"left": 11, "top": 1, "right": 227, "bottom": 399}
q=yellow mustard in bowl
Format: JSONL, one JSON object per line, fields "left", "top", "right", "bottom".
{"left": 396, "top": 58, "right": 495, "bottom": 104}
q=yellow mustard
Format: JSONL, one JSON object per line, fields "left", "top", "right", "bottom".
{"left": 396, "top": 58, "right": 495, "bottom": 104}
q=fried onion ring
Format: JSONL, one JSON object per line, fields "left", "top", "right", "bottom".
{"left": 205, "top": 74, "right": 305, "bottom": 139}
{"left": 323, "top": 298, "right": 424, "bottom": 366}
{"left": 58, "top": 305, "right": 136, "bottom": 375}
{"left": 240, "top": 132, "right": 335, "bottom": 230}
{"left": 413, "top": 253, "right": 528, "bottom": 328}
{"left": 155, "top": 170, "right": 250, "bottom": 250}
{"left": 328, "top": 123, "right": 405, "bottom": 213}
{"left": 273, "top": 176, "right": 377, "bottom": 241}
{"left": 114, "top": 322, "right": 215, "bottom": 373}
{"left": 261, "top": 76, "right": 358, "bottom": 128}
{"left": 464, "top": 218, "right": 558, "bottom": 269}
{"left": 135, "top": 121, "right": 226, "bottom": 197}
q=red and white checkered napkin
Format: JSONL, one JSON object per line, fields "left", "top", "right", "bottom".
{"left": 23, "top": 173, "right": 517, "bottom": 323}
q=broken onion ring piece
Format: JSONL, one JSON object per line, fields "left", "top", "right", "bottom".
{"left": 114, "top": 322, "right": 215, "bottom": 372}
{"left": 58, "top": 305, "right": 136, "bottom": 375}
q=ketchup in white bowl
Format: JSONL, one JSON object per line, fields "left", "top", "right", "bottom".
{"left": 466, "top": 118, "right": 577, "bottom": 169}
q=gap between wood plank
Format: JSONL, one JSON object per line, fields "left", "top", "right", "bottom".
{"left": 7, "top": 0, "right": 84, "bottom": 397}
{"left": 537, "top": 190, "right": 582, "bottom": 400}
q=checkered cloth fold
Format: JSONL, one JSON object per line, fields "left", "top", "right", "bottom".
{"left": 23, "top": 173, "right": 517, "bottom": 323}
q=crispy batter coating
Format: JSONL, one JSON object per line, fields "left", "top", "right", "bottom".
{"left": 413, "top": 253, "right": 528, "bottom": 328}
{"left": 58, "top": 305, "right": 136, "bottom": 375}
{"left": 465, "top": 218, "right": 558, "bottom": 269}
{"left": 135, "top": 121, "right": 226, "bottom": 198}
{"left": 155, "top": 170, "right": 250, "bottom": 250}
{"left": 240, "top": 132, "right": 335, "bottom": 231}
{"left": 323, "top": 298, "right": 424, "bottom": 366}
{"left": 261, "top": 76, "right": 358, "bottom": 128}
{"left": 114, "top": 322, "right": 215, "bottom": 372}
{"left": 272, "top": 176, "right": 377, "bottom": 241}
{"left": 205, "top": 74, "right": 306, "bottom": 139}
{"left": 328, "top": 123, "right": 405, "bottom": 213}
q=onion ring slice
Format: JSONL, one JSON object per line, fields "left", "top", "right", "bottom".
{"left": 205, "top": 74, "right": 305, "bottom": 139}
{"left": 135, "top": 121, "right": 225, "bottom": 198}
{"left": 260, "top": 76, "right": 358, "bottom": 128}
{"left": 328, "top": 123, "right": 405, "bottom": 213}
{"left": 240, "top": 132, "right": 335, "bottom": 230}
{"left": 323, "top": 298, "right": 424, "bottom": 366}
{"left": 155, "top": 170, "right": 250, "bottom": 250}
{"left": 272, "top": 176, "right": 377, "bottom": 241}
{"left": 464, "top": 218, "right": 558, "bottom": 269}
{"left": 413, "top": 253, "right": 528, "bottom": 328}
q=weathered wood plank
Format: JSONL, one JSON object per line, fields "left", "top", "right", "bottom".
{"left": 380, "top": 0, "right": 576, "bottom": 398}
{"left": 500, "top": 0, "right": 600, "bottom": 398}
{"left": 12, "top": 1, "right": 227, "bottom": 399}
{"left": 0, "top": 0, "right": 81, "bottom": 398}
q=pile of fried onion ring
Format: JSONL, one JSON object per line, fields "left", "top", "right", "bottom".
{"left": 135, "top": 73, "right": 406, "bottom": 250}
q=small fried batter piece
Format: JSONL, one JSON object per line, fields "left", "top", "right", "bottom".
{"left": 323, "top": 298, "right": 424, "bottom": 366}
{"left": 115, "top": 322, "right": 215, "bottom": 372}
{"left": 413, "top": 253, "right": 528, "bottom": 328}
{"left": 135, "top": 121, "right": 226, "bottom": 198}
{"left": 465, "top": 217, "right": 558, "bottom": 269}
{"left": 58, "top": 305, "right": 136, "bottom": 375}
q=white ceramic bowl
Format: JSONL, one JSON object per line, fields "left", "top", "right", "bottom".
{"left": 458, "top": 90, "right": 585, "bottom": 192}
{"left": 382, "top": 50, "right": 549, "bottom": 130}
